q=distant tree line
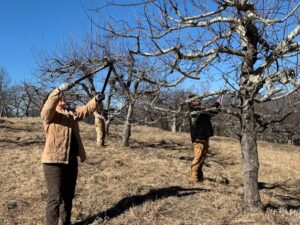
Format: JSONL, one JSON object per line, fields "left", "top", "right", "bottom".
{"left": 101, "top": 84, "right": 300, "bottom": 146}
{"left": 0, "top": 68, "right": 45, "bottom": 117}
{"left": 212, "top": 92, "right": 300, "bottom": 145}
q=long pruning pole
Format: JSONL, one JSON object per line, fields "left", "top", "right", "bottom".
{"left": 71, "top": 60, "right": 114, "bottom": 96}
{"left": 73, "top": 63, "right": 111, "bottom": 85}
{"left": 101, "top": 65, "right": 113, "bottom": 94}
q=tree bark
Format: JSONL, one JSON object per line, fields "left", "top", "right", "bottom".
{"left": 171, "top": 114, "right": 177, "bottom": 132}
{"left": 122, "top": 103, "right": 134, "bottom": 147}
{"left": 238, "top": 17, "right": 263, "bottom": 210}
{"left": 240, "top": 104, "right": 262, "bottom": 210}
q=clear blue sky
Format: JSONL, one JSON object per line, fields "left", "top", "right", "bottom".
{"left": 0, "top": 0, "right": 93, "bottom": 84}
{"left": 0, "top": 0, "right": 219, "bottom": 91}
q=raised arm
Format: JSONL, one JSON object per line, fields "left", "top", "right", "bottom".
{"left": 40, "top": 88, "right": 63, "bottom": 124}
{"left": 75, "top": 94, "right": 105, "bottom": 120}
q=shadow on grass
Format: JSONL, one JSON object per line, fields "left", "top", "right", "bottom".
{"left": 130, "top": 140, "right": 190, "bottom": 151}
{"left": 258, "top": 182, "right": 281, "bottom": 190}
{"left": 74, "top": 186, "right": 208, "bottom": 225}
{"left": 260, "top": 181, "right": 300, "bottom": 212}
{"left": 0, "top": 125, "right": 33, "bottom": 132}
{"left": 264, "top": 203, "right": 300, "bottom": 211}
{"left": 0, "top": 138, "right": 44, "bottom": 147}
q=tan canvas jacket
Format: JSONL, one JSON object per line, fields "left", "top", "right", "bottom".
{"left": 40, "top": 88, "right": 97, "bottom": 164}
{"left": 93, "top": 102, "right": 105, "bottom": 120}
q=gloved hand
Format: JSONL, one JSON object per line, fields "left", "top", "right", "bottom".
{"left": 95, "top": 93, "right": 105, "bottom": 103}
{"left": 58, "top": 83, "right": 74, "bottom": 92}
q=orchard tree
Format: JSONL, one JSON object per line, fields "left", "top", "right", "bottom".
{"left": 107, "top": 55, "right": 162, "bottom": 146}
{"left": 136, "top": 89, "right": 190, "bottom": 132}
{"left": 96, "top": 0, "right": 300, "bottom": 210}
{"left": 0, "top": 67, "right": 11, "bottom": 117}
{"left": 37, "top": 39, "right": 113, "bottom": 99}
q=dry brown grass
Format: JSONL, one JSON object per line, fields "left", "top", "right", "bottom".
{"left": 0, "top": 117, "right": 299, "bottom": 225}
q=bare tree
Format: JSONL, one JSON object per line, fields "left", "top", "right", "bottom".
{"left": 5, "top": 83, "right": 46, "bottom": 117}
{"left": 136, "top": 89, "right": 190, "bottom": 132}
{"left": 0, "top": 67, "right": 11, "bottom": 117}
{"left": 7, "top": 85, "right": 23, "bottom": 117}
{"left": 96, "top": 0, "right": 300, "bottom": 210}
{"left": 107, "top": 55, "right": 161, "bottom": 146}
{"left": 37, "top": 39, "right": 112, "bottom": 99}
{"left": 255, "top": 92, "right": 300, "bottom": 144}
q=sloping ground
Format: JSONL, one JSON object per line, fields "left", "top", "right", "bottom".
{"left": 0, "top": 117, "right": 299, "bottom": 225}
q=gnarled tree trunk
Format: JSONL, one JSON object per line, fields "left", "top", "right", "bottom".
{"left": 171, "top": 114, "right": 177, "bottom": 132}
{"left": 240, "top": 103, "right": 262, "bottom": 210}
{"left": 122, "top": 103, "right": 134, "bottom": 147}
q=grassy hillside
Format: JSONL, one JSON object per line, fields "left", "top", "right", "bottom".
{"left": 0, "top": 117, "right": 299, "bottom": 225}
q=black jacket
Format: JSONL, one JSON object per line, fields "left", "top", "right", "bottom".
{"left": 189, "top": 106, "right": 219, "bottom": 142}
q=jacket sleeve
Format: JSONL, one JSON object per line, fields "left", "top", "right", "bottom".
{"left": 74, "top": 97, "right": 98, "bottom": 120}
{"left": 40, "top": 88, "right": 63, "bottom": 124}
{"left": 200, "top": 102, "right": 221, "bottom": 118}
{"left": 200, "top": 109, "right": 220, "bottom": 118}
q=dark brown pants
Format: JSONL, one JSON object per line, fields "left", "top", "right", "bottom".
{"left": 43, "top": 156, "right": 78, "bottom": 225}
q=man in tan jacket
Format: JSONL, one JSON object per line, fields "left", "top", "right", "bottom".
{"left": 40, "top": 83, "right": 104, "bottom": 225}
{"left": 94, "top": 102, "right": 107, "bottom": 147}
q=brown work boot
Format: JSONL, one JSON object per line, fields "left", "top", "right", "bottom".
{"left": 197, "top": 171, "right": 204, "bottom": 181}
{"left": 96, "top": 140, "right": 107, "bottom": 147}
{"left": 188, "top": 169, "right": 205, "bottom": 184}
{"left": 188, "top": 175, "right": 204, "bottom": 184}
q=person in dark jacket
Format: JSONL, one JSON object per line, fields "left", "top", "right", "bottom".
{"left": 40, "top": 83, "right": 105, "bottom": 225}
{"left": 188, "top": 95, "right": 221, "bottom": 182}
